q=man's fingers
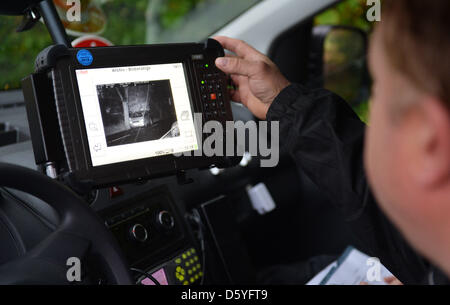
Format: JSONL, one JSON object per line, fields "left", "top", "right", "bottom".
{"left": 229, "top": 74, "right": 246, "bottom": 103}
{"left": 230, "top": 89, "right": 241, "bottom": 102}
{"left": 228, "top": 74, "right": 241, "bottom": 102}
{"left": 230, "top": 74, "right": 242, "bottom": 86}
{"left": 215, "top": 56, "right": 265, "bottom": 77}
{"left": 384, "top": 276, "right": 403, "bottom": 285}
{"left": 213, "top": 36, "right": 262, "bottom": 60}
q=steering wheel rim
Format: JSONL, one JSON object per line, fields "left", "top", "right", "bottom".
{"left": 0, "top": 162, "right": 133, "bottom": 284}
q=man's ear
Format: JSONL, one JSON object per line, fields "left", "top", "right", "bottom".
{"left": 412, "top": 97, "right": 450, "bottom": 188}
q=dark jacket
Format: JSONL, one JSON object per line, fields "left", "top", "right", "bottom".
{"left": 266, "top": 83, "right": 449, "bottom": 285}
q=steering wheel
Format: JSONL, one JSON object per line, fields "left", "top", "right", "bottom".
{"left": 0, "top": 163, "right": 133, "bottom": 284}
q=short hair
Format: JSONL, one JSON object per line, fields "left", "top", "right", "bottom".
{"left": 380, "top": 0, "right": 450, "bottom": 111}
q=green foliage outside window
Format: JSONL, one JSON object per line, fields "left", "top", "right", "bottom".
{"left": 315, "top": 0, "right": 375, "bottom": 32}
{"left": 0, "top": 0, "right": 209, "bottom": 91}
{"left": 0, "top": 0, "right": 376, "bottom": 126}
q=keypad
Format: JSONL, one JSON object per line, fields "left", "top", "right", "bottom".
{"left": 173, "top": 247, "right": 203, "bottom": 285}
{"left": 195, "top": 61, "right": 228, "bottom": 122}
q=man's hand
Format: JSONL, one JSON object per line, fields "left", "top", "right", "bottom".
{"left": 360, "top": 276, "right": 403, "bottom": 285}
{"left": 213, "top": 36, "right": 290, "bottom": 119}
{"left": 383, "top": 276, "right": 403, "bottom": 285}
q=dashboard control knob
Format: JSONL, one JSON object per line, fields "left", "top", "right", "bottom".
{"left": 157, "top": 210, "right": 175, "bottom": 230}
{"left": 130, "top": 223, "right": 148, "bottom": 243}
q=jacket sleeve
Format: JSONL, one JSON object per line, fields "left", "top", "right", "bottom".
{"left": 267, "top": 83, "right": 368, "bottom": 220}
{"left": 266, "top": 83, "right": 430, "bottom": 284}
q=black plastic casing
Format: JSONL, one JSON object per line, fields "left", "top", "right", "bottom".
{"left": 25, "top": 39, "right": 237, "bottom": 188}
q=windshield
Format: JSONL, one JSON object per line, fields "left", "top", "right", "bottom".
{"left": 0, "top": 0, "right": 260, "bottom": 93}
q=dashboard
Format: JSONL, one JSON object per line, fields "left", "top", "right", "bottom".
{"left": 0, "top": 91, "right": 259, "bottom": 285}
{"left": 99, "top": 185, "right": 202, "bottom": 285}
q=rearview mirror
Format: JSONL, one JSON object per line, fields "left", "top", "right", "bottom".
{"left": 308, "top": 25, "right": 370, "bottom": 107}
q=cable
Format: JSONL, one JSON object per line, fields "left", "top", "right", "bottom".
{"left": 130, "top": 267, "right": 161, "bottom": 285}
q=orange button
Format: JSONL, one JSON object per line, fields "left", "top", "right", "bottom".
{"left": 210, "top": 93, "right": 217, "bottom": 100}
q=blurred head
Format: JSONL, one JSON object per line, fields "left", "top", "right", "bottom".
{"left": 365, "top": 0, "right": 450, "bottom": 275}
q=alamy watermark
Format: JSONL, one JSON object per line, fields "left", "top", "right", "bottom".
{"left": 174, "top": 114, "right": 280, "bottom": 168}
{"left": 66, "top": 256, "right": 81, "bottom": 282}
{"left": 366, "top": 257, "right": 382, "bottom": 282}
{"left": 66, "top": 0, "right": 81, "bottom": 22}
{"left": 366, "top": 0, "right": 381, "bottom": 22}
{"left": 67, "top": 1, "right": 380, "bottom": 24}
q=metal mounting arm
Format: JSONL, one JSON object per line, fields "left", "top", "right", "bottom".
{"left": 16, "top": 0, "right": 71, "bottom": 47}
{"left": 37, "top": 0, "right": 71, "bottom": 47}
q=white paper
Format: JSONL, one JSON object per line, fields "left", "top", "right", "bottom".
{"left": 306, "top": 247, "right": 395, "bottom": 285}
{"left": 306, "top": 262, "right": 337, "bottom": 285}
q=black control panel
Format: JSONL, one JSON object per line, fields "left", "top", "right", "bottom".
{"left": 105, "top": 204, "right": 180, "bottom": 261}
{"left": 99, "top": 186, "right": 200, "bottom": 285}
{"left": 194, "top": 60, "right": 228, "bottom": 122}
{"left": 138, "top": 247, "right": 203, "bottom": 285}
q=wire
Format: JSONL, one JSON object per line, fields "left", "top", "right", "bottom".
{"left": 130, "top": 267, "right": 161, "bottom": 285}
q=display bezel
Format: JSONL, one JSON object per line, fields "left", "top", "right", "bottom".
{"left": 52, "top": 44, "right": 229, "bottom": 187}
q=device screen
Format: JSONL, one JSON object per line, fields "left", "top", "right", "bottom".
{"left": 75, "top": 63, "right": 199, "bottom": 167}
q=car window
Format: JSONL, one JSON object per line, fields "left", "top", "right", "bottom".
{"left": 0, "top": 0, "right": 260, "bottom": 93}
{"left": 314, "top": 0, "right": 374, "bottom": 123}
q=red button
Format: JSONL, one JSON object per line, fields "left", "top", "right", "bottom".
{"left": 109, "top": 186, "right": 123, "bottom": 198}
{"left": 210, "top": 93, "right": 217, "bottom": 100}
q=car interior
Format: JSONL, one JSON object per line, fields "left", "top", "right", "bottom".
{"left": 0, "top": 0, "right": 371, "bottom": 284}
